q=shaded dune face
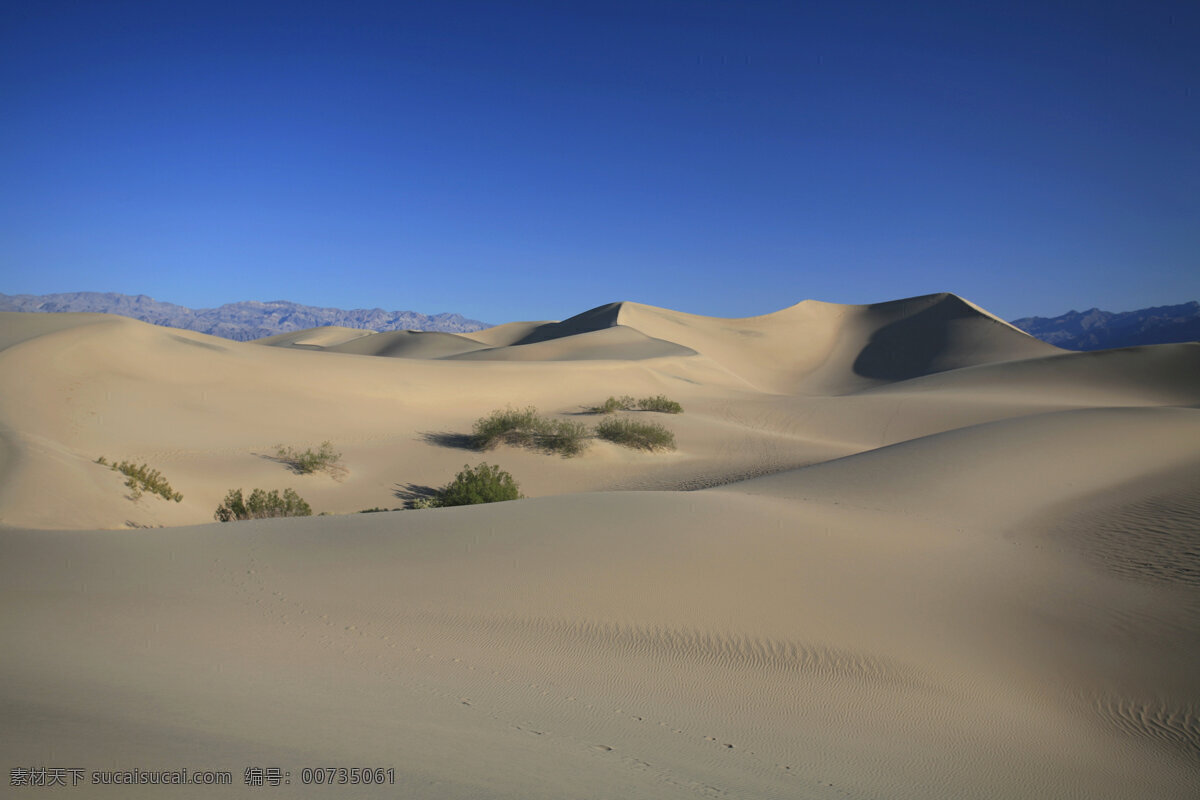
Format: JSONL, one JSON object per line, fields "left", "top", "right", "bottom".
{"left": 327, "top": 330, "right": 491, "bottom": 359}
{"left": 851, "top": 293, "right": 1058, "bottom": 382}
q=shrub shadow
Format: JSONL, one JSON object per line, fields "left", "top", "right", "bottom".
{"left": 255, "top": 451, "right": 306, "bottom": 474}
{"left": 394, "top": 483, "right": 441, "bottom": 509}
{"left": 254, "top": 451, "right": 347, "bottom": 480}
{"left": 419, "top": 431, "right": 479, "bottom": 451}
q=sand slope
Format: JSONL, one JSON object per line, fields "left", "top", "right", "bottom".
{"left": 2, "top": 297, "right": 1198, "bottom": 798}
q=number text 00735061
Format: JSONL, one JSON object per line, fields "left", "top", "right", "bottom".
{"left": 300, "top": 767, "right": 395, "bottom": 785}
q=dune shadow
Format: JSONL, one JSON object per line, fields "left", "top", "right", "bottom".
{"left": 852, "top": 296, "right": 958, "bottom": 382}
{"left": 393, "top": 483, "right": 441, "bottom": 508}
{"left": 419, "top": 431, "right": 479, "bottom": 451}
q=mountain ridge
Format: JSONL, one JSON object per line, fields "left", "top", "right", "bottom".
{"left": 0, "top": 291, "right": 490, "bottom": 341}
{"left": 1012, "top": 301, "right": 1200, "bottom": 350}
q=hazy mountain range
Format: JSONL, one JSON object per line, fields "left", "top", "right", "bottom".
{"left": 1010, "top": 301, "right": 1200, "bottom": 351}
{"left": 2, "top": 291, "right": 1198, "bottom": 350}
{"left": 0, "top": 292, "right": 490, "bottom": 341}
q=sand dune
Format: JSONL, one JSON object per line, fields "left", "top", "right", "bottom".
{"left": 249, "top": 292, "right": 1060, "bottom": 393}
{"left": 446, "top": 325, "right": 698, "bottom": 362}
{"left": 327, "top": 330, "right": 491, "bottom": 359}
{"left": 251, "top": 325, "right": 378, "bottom": 349}
{"left": 481, "top": 292, "right": 1063, "bottom": 393}
{"left": 2, "top": 296, "right": 1198, "bottom": 798}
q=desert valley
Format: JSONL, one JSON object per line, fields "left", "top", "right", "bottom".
{"left": 2, "top": 291, "right": 1198, "bottom": 798}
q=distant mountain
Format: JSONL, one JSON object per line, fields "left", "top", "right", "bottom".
{"left": 1011, "top": 301, "right": 1200, "bottom": 351}
{"left": 0, "top": 292, "right": 491, "bottom": 341}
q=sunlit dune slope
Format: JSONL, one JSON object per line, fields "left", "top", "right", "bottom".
{"left": 251, "top": 325, "right": 377, "bottom": 348}
{"left": 2, "top": 404, "right": 1197, "bottom": 798}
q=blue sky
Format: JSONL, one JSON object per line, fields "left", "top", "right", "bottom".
{"left": 2, "top": 0, "right": 1196, "bottom": 324}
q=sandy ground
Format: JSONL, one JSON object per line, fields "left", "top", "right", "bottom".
{"left": 1, "top": 292, "right": 1198, "bottom": 798}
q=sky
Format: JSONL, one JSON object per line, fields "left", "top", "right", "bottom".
{"left": 1, "top": 0, "right": 1197, "bottom": 324}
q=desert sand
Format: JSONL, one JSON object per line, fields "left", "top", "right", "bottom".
{"left": 1, "top": 292, "right": 1198, "bottom": 798}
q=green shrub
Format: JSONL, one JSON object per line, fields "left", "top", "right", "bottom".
{"left": 472, "top": 406, "right": 541, "bottom": 450}
{"left": 471, "top": 406, "right": 589, "bottom": 456}
{"left": 537, "top": 418, "right": 591, "bottom": 456}
{"left": 215, "top": 488, "right": 312, "bottom": 522}
{"left": 589, "top": 395, "right": 636, "bottom": 414}
{"left": 636, "top": 394, "right": 684, "bottom": 414}
{"left": 595, "top": 418, "right": 676, "bottom": 451}
{"left": 587, "top": 395, "right": 683, "bottom": 414}
{"left": 275, "top": 441, "right": 343, "bottom": 475}
{"left": 98, "top": 457, "right": 183, "bottom": 502}
{"left": 437, "top": 462, "right": 523, "bottom": 507}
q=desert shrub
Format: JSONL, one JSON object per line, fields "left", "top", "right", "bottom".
{"left": 275, "top": 441, "right": 342, "bottom": 475}
{"left": 471, "top": 406, "right": 589, "bottom": 456}
{"left": 358, "top": 507, "right": 401, "bottom": 514}
{"left": 215, "top": 488, "right": 312, "bottom": 522}
{"left": 635, "top": 394, "right": 684, "bottom": 414}
{"left": 410, "top": 496, "right": 440, "bottom": 510}
{"left": 595, "top": 418, "right": 676, "bottom": 451}
{"left": 537, "top": 418, "right": 591, "bottom": 456}
{"left": 587, "top": 395, "right": 683, "bottom": 414}
{"left": 589, "top": 395, "right": 636, "bottom": 414}
{"left": 437, "top": 462, "right": 523, "bottom": 507}
{"left": 472, "top": 406, "right": 541, "bottom": 450}
{"left": 98, "top": 457, "right": 183, "bottom": 502}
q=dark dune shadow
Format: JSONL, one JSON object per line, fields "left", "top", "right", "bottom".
{"left": 852, "top": 295, "right": 960, "bottom": 381}
{"left": 508, "top": 304, "right": 623, "bottom": 346}
{"left": 419, "top": 431, "right": 479, "bottom": 450}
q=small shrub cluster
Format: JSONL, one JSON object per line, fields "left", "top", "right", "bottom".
{"left": 595, "top": 418, "right": 676, "bottom": 451}
{"left": 472, "top": 406, "right": 589, "bottom": 456}
{"left": 591, "top": 395, "right": 636, "bottom": 414}
{"left": 469, "top": 400, "right": 682, "bottom": 457}
{"left": 438, "top": 462, "right": 523, "bottom": 507}
{"left": 414, "top": 463, "right": 523, "bottom": 509}
{"left": 635, "top": 394, "right": 684, "bottom": 414}
{"left": 96, "top": 456, "right": 183, "bottom": 502}
{"left": 275, "top": 441, "right": 342, "bottom": 475}
{"left": 589, "top": 394, "right": 683, "bottom": 414}
{"left": 214, "top": 488, "right": 312, "bottom": 522}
